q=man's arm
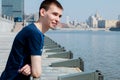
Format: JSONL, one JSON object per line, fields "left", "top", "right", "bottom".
{"left": 18, "top": 56, "right": 42, "bottom": 77}
{"left": 31, "top": 55, "right": 42, "bottom": 78}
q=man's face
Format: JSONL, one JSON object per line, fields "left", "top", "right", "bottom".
{"left": 43, "top": 4, "right": 63, "bottom": 29}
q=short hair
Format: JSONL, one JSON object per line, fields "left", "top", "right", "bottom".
{"left": 39, "top": 0, "right": 63, "bottom": 17}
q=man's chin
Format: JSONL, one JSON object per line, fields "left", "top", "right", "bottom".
{"left": 50, "top": 26, "right": 56, "bottom": 30}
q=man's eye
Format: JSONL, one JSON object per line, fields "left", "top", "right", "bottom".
{"left": 59, "top": 15, "right": 62, "bottom": 18}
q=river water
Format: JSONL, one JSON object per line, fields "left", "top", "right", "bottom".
{"left": 46, "top": 30, "right": 120, "bottom": 80}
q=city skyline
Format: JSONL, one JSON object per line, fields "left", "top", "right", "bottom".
{"left": 0, "top": 0, "right": 120, "bottom": 23}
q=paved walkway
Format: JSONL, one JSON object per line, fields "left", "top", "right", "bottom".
{"left": 0, "top": 32, "right": 16, "bottom": 75}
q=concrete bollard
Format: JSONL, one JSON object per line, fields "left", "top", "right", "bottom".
{"left": 50, "top": 57, "right": 84, "bottom": 71}
{"left": 44, "top": 42, "right": 57, "bottom": 46}
{"left": 30, "top": 76, "right": 41, "bottom": 80}
{"left": 44, "top": 44, "right": 61, "bottom": 49}
{"left": 45, "top": 47, "right": 66, "bottom": 53}
{"left": 58, "top": 70, "right": 104, "bottom": 80}
{"left": 47, "top": 51, "right": 73, "bottom": 59}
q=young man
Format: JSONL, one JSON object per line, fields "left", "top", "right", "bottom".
{"left": 0, "top": 0, "right": 63, "bottom": 79}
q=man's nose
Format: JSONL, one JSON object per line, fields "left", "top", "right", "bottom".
{"left": 56, "top": 16, "right": 60, "bottom": 22}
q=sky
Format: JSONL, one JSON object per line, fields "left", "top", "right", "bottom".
{"left": 0, "top": 0, "right": 120, "bottom": 23}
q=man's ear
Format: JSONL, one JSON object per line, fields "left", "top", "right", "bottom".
{"left": 40, "top": 8, "right": 46, "bottom": 16}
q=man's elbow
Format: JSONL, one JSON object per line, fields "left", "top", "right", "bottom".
{"left": 32, "top": 72, "right": 41, "bottom": 78}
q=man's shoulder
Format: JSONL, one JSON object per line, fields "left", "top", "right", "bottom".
{"left": 24, "top": 23, "right": 35, "bottom": 30}
{"left": 19, "top": 23, "right": 35, "bottom": 33}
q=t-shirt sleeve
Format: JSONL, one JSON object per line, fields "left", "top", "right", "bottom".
{"left": 27, "top": 32, "right": 43, "bottom": 56}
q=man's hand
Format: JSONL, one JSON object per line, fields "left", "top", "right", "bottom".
{"left": 18, "top": 64, "right": 31, "bottom": 76}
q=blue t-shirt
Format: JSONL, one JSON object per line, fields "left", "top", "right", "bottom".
{"left": 0, "top": 23, "right": 44, "bottom": 80}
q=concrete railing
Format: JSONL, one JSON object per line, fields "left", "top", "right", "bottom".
{"left": 31, "top": 36, "right": 104, "bottom": 80}
{"left": 0, "top": 14, "right": 14, "bottom": 21}
{"left": 0, "top": 14, "right": 14, "bottom": 32}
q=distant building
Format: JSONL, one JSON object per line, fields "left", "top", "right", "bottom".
{"left": 66, "top": 16, "right": 70, "bottom": 25}
{"left": 98, "top": 20, "right": 105, "bottom": 28}
{"left": 118, "top": 15, "right": 120, "bottom": 20}
{"left": 98, "top": 20, "right": 118, "bottom": 28}
{"left": 2, "top": 0, "right": 24, "bottom": 20}
{"left": 87, "top": 16, "right": 98, "bottom": 28}
{"left": 87, "top": 12, "right": 103, "bottom": 28}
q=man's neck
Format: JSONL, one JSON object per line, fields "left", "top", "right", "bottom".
{"left": 34, "top": 21, "right": 49, "bottom": 34}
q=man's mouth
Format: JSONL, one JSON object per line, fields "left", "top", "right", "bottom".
{"left": 52, "top": 22, "right": 57, "bottom": 26}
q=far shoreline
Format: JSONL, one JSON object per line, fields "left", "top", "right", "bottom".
{"left": 55, "top": 27, "right": 110, "bottom": 31}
